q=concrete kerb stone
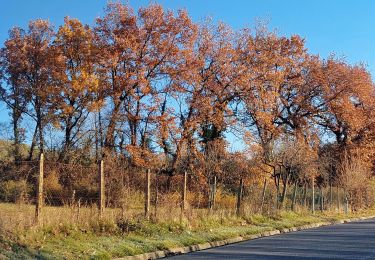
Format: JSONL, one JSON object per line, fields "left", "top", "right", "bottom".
{"left": 116, "top": 215, "right": 375, "bottom": 260}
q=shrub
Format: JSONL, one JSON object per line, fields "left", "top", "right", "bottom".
{"left": 340, "top": 154, "right": 374, "bottom": 210}
{"left": 44, "top": 170, "right": 64, "bottom": 205}
{"left": 0, "top": 180, "right": 31, "bottom": 203}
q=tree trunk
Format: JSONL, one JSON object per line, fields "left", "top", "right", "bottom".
{"left": 12, "top": 111, "right": 22, "bottom": 162}
{"left": 275, "top": 175, "right": 281, "bottom": 209}
{"left": 311, "top": 177, "right": 315, "bottom": 214}
{"left": 94, "top": 112, "right": 99, "bottom": 161}
{"left": 36, "top": 104, "right": 44, "bottom": 154}
{"left": 98, "top": 109, "right": 104, "bottom": 153}
{"left": 104, "top": 101, "right": 121, "bottom": 152}
{"left": 260, "top": 178, "right": 267, "bottom": 213}
{"left": 59, "top": 118, "right": 73, "bottom": 162}
{"left": 291, "top": 181, "right": 298, "bottom": 211}
{"left": 28, "top": 124, "right": 38, "bottom": 161}
{"left": 302, "top": 183, "right": 307, "bottom": 207}
{"left": 236, "top": 179, "right": 243, "bottom": 216}
{"left": 129, "top": 119, "right": 138, "bottom": 146}
{"left": 280, "top": 174, "right": 289, "bottom": 209}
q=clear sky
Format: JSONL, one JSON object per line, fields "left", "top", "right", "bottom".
{"left": 0, "top": 0, "right": 374, "bottom": 148}
{"left": 1, "top": 0, "right": 375, "bottom": 69}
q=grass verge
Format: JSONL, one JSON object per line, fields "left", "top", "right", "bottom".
{"left": 1, "top": 203, "right": 375, "bottom": 259}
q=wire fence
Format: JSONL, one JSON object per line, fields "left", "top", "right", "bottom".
{"left": 0, "top": 154, "right": 351, "bottom": 225}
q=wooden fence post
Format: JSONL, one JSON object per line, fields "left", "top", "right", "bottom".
{"left": 345, "top": 196, "right": 349, "bottom": 214}
{"left": 154, "top": 171, "right": 159, "bottom": 219}
{"left": 236, "top": 178, "right": 243, "bottom": 216}
{"left": 337, "top": 186, "right": 340, "bottom": 212}
{"left": 145, "top": 169, "right": 151, "bottom": 219}
{"left": 311, "top": 177, "right": 315, "bottom": 214}
{"left": 212, "top": 176, "right": 217, "bottom": 209}
{"left": 209, "top": 175, "right": 217, "bottom": 211}
{"left": 99, "top": 159, "right": 105, "bottom": 217}
{"left": 329, "top": 182, "right": 333, "bottom": 206}
{"left": 182, "top": 171, "right": 187, "bottom": 212}
{"left": 35, "top": 153, "right": 44, "bottom": 223}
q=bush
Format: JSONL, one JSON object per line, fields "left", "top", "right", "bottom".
{"left": 44, "top": 170, "right": 64, "bottom": 205}
{"left": 116, "top": 217, "right": 140, "bottom": 233}
{"left": 340, "top": 154, "right": 374, "bottom": 210}
{"left": 0, "top": 180, "right": 31, "bottom": 203}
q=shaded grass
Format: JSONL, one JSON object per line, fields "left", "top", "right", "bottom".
{"left": 1, "top": 202, "right": 375, "bottom": 259}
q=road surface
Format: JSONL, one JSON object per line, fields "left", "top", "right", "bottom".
{"left": 167, "top": 218, "right": 375, "bottom": 259}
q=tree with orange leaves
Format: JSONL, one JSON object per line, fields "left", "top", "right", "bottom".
{"left": 94, "top": 3, "right": 196, "bottom": 161}
{"left": 314, "top": 58, "right": 375, "bottom": 149}
{"left": 0, "top": 28, "right": 29, "bottom": 162}
{"left": 52, "top": 17, "right": 99, "bottom": 162}
{"left": 1, "top": 20, "right": 54, "bottom": 159}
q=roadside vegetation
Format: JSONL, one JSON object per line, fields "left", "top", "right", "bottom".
{"left": 1, "top": 202, "right": 375, "bottom": 259}
{"left": 1, "top": 1, "right": 375, "bottom": 259}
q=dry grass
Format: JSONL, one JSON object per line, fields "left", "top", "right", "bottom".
{"left": 1, "top": 191, "right": 375, "bottom": 260}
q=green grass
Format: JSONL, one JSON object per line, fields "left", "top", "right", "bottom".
{"left": 1, "top": 202, "right": 375, "bottom": 259}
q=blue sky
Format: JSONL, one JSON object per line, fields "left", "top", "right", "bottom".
{"left": 1, "top": 0, "right": 374, "bottom": 149}
{"left": 1, "top": 0, "right": 374, "bottom": 69}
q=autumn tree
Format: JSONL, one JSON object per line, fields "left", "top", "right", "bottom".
{"left": 0, "top": 28, "right": 29, "bottom": 162}
{"left": 238, "top": 29, "right": 292, "bottom": 183}
{"left": 52, "top": 17, "right": 98, "bottom": 162}
{"left": 314, "top": 58, "right": 375, "bottom": 149}
{"left": 158, "top": 21, "right": 247, "bottom": 177}
{"left": 0, "top": 20, "right": 54, "bottom": 159}
{"left": 94, "top": 3, "right": 196, "bottom": 164}
{"left": 312, "top": 58, "right": 375, "bottom": 187}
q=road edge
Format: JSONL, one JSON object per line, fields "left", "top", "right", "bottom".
{"left": 115, "top": 215, "right": 375, "bottom": 260}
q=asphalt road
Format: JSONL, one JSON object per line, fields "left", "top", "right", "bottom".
{"left": 167, "top": 218, "right": 375, "bottom": 259}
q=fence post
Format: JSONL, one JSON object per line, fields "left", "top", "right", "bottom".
{"left": 212, "top": 175, "right": 217, "bottom": 209}
{"left": 329, "top": 182, "right": 333, "bottom": 206}
{"left": 154, "top": 171, "right": 159, "bottom": 219}
{"left": 236, "top": 178, "right": 243, "bottom": 216}
{"left": 311, "top": 177, "right": 315, "bottom": 214}
{"left": 337, "top": 186, "right": 340, "bottom": 212}
{"left": 99, "top": 159, "right": 105, "bottom": 218}
{"left": 35, "top": 153, "right": 44, "bottom": 223}
{"left": 345, "top": 196, "right": 349, "bottom": 214}
{"left": 209, "top": 175, "right": 217, "bottom": 211}
{"left": 71, "top": 190, "right": 76, "bottom": 207}
{"left": 182, "top": 171, "right": 187, "bottom": 212}
{"left": 145, "top": 169, "right": 151, "bottom": 219}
